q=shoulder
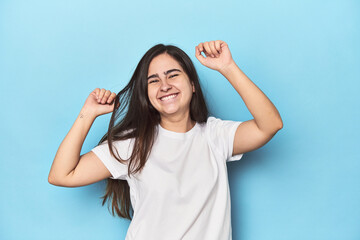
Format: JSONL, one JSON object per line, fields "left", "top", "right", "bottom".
{"left": 198, "top": 116, "right": 227, "bottom": 142}
{"left": 93, "top": 131, "right": 136, "bottom": 161}
{"left": 202, "top": 116, "right": 237, "bottom": 131}
{"left": 200, "top": 115, "right": 243, "bottom": 160}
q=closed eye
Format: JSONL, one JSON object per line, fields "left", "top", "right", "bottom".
{"left": 169, "top": 74, "right": 178, "bottom": 78}
{"left": 148, "top": 74, "right": 178, "bottom": 84}
{"left": 149, "top": 79, "right": 159, "bottom": 84}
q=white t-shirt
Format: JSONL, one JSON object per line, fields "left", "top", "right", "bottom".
{"left": 91, "top": 116, "right": 244, "bottom": 240}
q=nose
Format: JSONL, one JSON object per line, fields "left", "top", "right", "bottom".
{"left": 160, "top": 79, "right": 172, "bottom": 92}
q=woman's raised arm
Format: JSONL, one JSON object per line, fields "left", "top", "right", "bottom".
{"left": 48, "top": 88, "right": 118, "bottom": 187}
{"left": 195, "top": 40, "right": 283, "bottom": 155}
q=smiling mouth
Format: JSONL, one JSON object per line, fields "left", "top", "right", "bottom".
{"left": 160, "top": 93, "right": 179, "bottom": 101}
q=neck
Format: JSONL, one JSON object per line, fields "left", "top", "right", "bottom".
{"left": 160, "top": 112, "right": 195, "bottom": 133}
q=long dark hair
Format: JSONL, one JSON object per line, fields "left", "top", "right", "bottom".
{"left": 97, "top": 43, "right": 209, "bottom": 220}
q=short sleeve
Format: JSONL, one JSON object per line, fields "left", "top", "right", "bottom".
{"left": 91, "top": 139, "right": 133, "bottom": 180}
{"left": 206, "top": 116, "right": 244, "bottom": 162}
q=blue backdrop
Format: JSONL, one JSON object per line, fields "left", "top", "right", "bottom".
{"left": 1, "top": 0, "right": 359, "bottom": 239}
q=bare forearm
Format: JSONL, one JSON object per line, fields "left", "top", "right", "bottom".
{"left": 220, "top": 61, "right": 283, "bottom": 134}
{"left": 48, "top": 107, "right": 97, "bottom": 183}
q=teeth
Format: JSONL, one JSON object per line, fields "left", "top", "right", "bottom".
{"left": 161, "top": 94, "right": 177, "bottom": 101}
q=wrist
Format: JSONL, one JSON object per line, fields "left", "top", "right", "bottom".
{"left": 79, "top": 107, "right": 98, "bottom": 120}
{"left": 219, "top": 60, "right": 238, "bottom": 76}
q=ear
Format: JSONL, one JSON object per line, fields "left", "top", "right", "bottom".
{"left": 192, "top": 82, "right": 195, "bottom": 93}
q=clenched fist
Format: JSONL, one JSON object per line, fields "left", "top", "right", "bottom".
{"left": 82, "top": 88, "right": 119, "bottom": 118}
{"left": 195, "top": 40, "right": 235, "bottom": 73}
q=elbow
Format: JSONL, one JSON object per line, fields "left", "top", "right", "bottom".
{"left": 48, "top": 174, "right": 58, "bottom": 186}
{"left": 268, "top": 112, "right": 283, "bottom": 132}
{"left": 259, "top": 120, "right": 283, "bottom": 136}
{"left": 48, "top": 171, "right": 73, "bottom": 187}
{"left": 269, "top": 120, "right": 283, "bottom": 135}
{"left": 274, "top": 122, "right": 283, "bottom": 133}
{"left": 274, "top": 115, "right": 283, "bottom": 131}
{"left": 48, "top": 173, "right": 65, "bottom": 187}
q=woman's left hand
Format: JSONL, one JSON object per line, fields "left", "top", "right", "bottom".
{"left": 195, "top": 40, "right": 235, "bottom": 73}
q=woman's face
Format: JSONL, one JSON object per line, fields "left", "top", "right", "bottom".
{"left": 147, "top": 53, "right": 195, "bottom": 119}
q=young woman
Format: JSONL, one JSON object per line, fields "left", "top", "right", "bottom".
{"left": 48, "top": 40, "right": 283, "bottom": 240}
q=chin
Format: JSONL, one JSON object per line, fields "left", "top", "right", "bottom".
{"left": 159, "top": 108, "right": 181, "bottom": 116}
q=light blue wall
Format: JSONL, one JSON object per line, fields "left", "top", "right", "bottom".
{"left": 1, "top": 0, "right": 359, "bottom": 239}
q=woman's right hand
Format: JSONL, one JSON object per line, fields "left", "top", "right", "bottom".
{"left": 82, "top": 88, "right": 119, "bottom": 118}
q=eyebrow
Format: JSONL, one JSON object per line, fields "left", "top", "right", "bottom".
{"left": 147, "top": 68, "right": 181, "bottom": 80}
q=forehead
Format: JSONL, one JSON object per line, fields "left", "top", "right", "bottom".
{"left": 148, "top": 53, "right": 183, "bottom": 75}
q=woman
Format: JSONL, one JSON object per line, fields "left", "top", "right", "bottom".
{"left": 48, "top": 40, "right": 283, "bottom": 240}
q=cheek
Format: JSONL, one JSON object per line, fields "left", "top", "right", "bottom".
{"left": 184, "top": 84, "right": 194, "bottom": 97}
{"left": 147, "top": 88, "right": 157, "bottom": 103}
